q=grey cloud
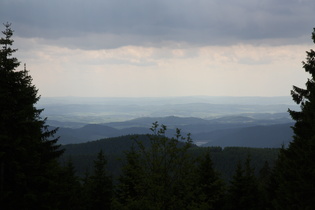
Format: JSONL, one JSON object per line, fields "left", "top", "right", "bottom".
{"left": 1, "top": 0, "right": 315, "bottom": 49}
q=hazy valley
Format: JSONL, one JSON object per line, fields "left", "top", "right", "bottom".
{"left": 39, "top": 96, "right": 296, "bottom": 148}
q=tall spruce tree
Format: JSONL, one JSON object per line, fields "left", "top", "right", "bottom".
{"left": 84, "top": 150, "right": 113, "bottom": 210}
{"left": 193, "top": 149, "right": 225, "bottom": 210}
{"left": 0, "top": 23, "right": 64, "bottom": 209}
{"left": 271, "top": 28, "right": 315, "bottom": 209}
{"left": 225, "top": 156, "right": 261, "bottom": 210}
{"left": 56, "top": 160, "right": 84, "bottom": 210}
{"left": 115, "top": 145, "right": 147, "bottom": 209}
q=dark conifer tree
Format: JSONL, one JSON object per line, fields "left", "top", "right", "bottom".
{"left": 258, "top": 161, "right": 271, "bottom": 186}
{"left": 225, "top": 156, "right": 261, "bottom": 210}
{"left": 0, "top": 23, "right": 64, "bottom": 209}
{"left": 193, "top": 149, "right": 225, "bottom": 210}
{"left": 257, "top": 161, "right": 271, "bottom": 209}
{"left": 225, "top": 161, "right": 245, "bottom": 210}
{"left": 115, "top": 122, "right": 196, "bottom": 210}
{"left": 85, "top": 150, "right": 113, "bottom": 210}
{"left": 271, "top": 28, "right": 315, "bottom": 209}
{"left": 115, "top": 145, "right": 147, "bottom": 209}
{"left": 56, "top": 159, "right": 84, "bottom": 210}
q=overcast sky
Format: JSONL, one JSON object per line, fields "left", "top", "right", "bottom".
{"left": 1, "top": 0, "right": 315, "bottom": 97}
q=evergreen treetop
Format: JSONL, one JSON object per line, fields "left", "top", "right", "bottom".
{"left": 0, "top": 22, "right": 64, "bottom": 209}
{"left": 272, "top": 28, "right": 315, "bottom": 210}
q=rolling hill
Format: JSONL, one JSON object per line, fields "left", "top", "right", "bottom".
{"left": 199, "top": 123, "right": 293, "bottom": 148}
{"left": 54, "top": 115, "right": 294, "bottom": 147}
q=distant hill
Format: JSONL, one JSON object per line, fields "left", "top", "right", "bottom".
{"left": 61, "top": 135, "right": 146, "bottom": 156}
{"left": 38, "top": 96, "right": 298, "bottom": 124}
{"left": 54, "top": 115, "right": 294, "bottom": 147}
{"left": 200, "top": 123, "right": 293, "bottom": 148}
{"left": 56, "top": 125, "right": 150, "bottom": 144}
{"left": 46, "top": 120, "right": 86, "bottom": 128}
{"left": 103, "top": 116, "right": 210, "bottom": 129}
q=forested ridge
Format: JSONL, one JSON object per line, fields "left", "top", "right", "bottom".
{"left": 1, "top": 24, "right": 315, "bottom": 209}
{"left": 52, "top": 118, "right": 293, "bottom": 147}
{"left": 58, "top": 123, "right": 279, "bottom": 210}
{"left": 60, "top": 134, "right": 279, "bottom": 182}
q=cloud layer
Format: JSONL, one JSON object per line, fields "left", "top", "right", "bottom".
{"left": 1, "top": 0, "right": 314, "bottom": 97}
{"left": 2, "top": 0, "right": 315, "bottom": 49}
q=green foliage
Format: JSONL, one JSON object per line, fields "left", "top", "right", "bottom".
{"left": 0, "top": 23, "right": 64, "bottom": 209}
{"left": 54, "top": 159, "right": 85, "bottom": 210}
{"left": 225, "top": 155, "right": 262, "bottom": 210}
{"left": 115, "top": 145, "right": 145, "bottom": 209}
{"left": 116, "top": 122, "right": 196, "bottom": 209}
{"left": 199, "top": 146, "right": 279, "bottom": 181}
{"left": 62, "top": 134, "right": 279, "bottom": 181}
{"left": 58, "top": 124, "right": 280, "bottom": 209}
{"left": 83, "top": 150, "right": 113, "bottom": 210}
{"left": 270, "top": 28, "right": 315, "bottom": 209}
{"left": 192, "top": 149, "right": 226, "bottom": 210}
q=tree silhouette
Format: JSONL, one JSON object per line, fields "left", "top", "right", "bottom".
{"left": 84, "top": 150, "right": 113, "bottom": 210}
{"left": 271, "top": 28, "right": 315, "bottom": 209}
{"left": 193, "top": 149, "right": 225, "bottom": 210}
{"left": 116, "top": 122, "right": 196, "bottom": 209}
{"left": 226, "top": 156, "right": 262, "bottom": 210}
{"left": 0, "top": 23, "right": 63, "bottom": 209}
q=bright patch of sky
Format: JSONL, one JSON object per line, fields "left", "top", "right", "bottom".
{"left": 1, "top": 0, "right": 315, "bottom": 97}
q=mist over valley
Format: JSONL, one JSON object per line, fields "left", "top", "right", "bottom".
{"left": 39, "top": 96, "right": 296, "bottom": 148}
